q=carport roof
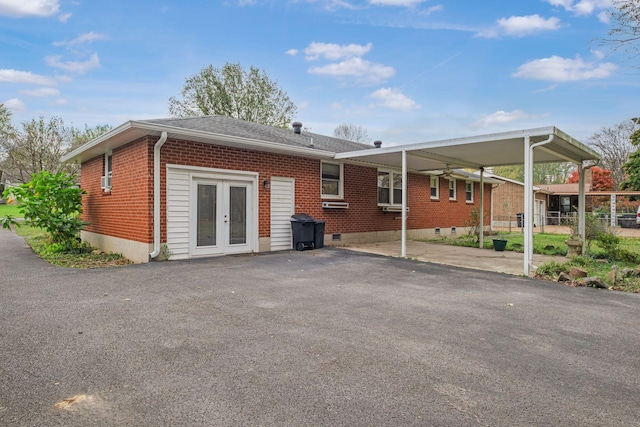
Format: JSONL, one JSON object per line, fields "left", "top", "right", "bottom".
{"left": 335, "top": 126, "right": 600, "bottom": 171}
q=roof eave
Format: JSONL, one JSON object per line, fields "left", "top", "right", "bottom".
{"left": 61, "top": 120, "right": 337, "bottom": 164}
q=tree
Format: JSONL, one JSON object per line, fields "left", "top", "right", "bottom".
{"left": 567, "top": 166, "right": 615, "bottom": 191}
{"left": 168, "top": 62, "right": 297, "bottom": 128}
{"left": 70, "top": 124, "right": 112, "bottom": 151}
{"left": 605, "top": 0, "right": 640, "bottom": 64}
{"left": 333, "top": 123, "right": 372, "bottom": 143}
{"left": 492, "top": 162, "right": 573, "bottom": 185}
{"left": 586, "top": 119, "right": 638, "bottom": 189}
{"left": 0, "top": 115, "right": 111, "bottom": 184}
{"left": 621, "top": 118, "right": 640, "bottom": 190}
{"left": 0, "top": 103, "right": 15, "bottom": 192}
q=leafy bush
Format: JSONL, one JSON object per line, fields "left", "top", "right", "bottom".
{"left": 2, "top": 171, "right": 87, "bottom": 251}
{"left": 536, "top": 261, "right": 567, "bottom": 276}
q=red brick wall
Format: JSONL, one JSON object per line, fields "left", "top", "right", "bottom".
{"left": 80, "top": 136, "right": 493, "bottom": 243}
{"left": 81, "top": 137, "right": 153, "bottom": 243}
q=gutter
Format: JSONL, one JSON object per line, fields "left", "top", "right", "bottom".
{"left": 149, "top": 131, "right": 168, "bottom": 260}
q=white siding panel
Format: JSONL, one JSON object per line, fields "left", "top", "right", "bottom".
{"left": 166, "top": 168, "right": 190, "bottom": 259}
{"left": 270, "top": 178, "right": 294, "bottom": 251}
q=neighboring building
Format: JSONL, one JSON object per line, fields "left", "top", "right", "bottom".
{"left": 62, "top": 116, "right": 496, "bottom": 263}
{"left": 487, "top": 174, "right": 550, "bottom": 228}
{"left": 538, "top": 183, "right": 640, "bottom": 224}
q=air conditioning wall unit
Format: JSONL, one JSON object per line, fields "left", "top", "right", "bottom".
{"left": 101, "top": 175, "right": 112, "bottom": 191}
{"left": 322, "top": 201, "right": 349, "bottom": 209}
{"left": 381, "top": 206, "right": 410, "bottom": 212}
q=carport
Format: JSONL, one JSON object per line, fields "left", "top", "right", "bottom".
{"left": 335, "top": 126, "right": 600, "bottom": 276}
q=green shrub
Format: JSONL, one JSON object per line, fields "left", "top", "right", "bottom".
{"left": 537, "top": 261, "right": 567, "bottom": 276}
{"left": 3, "top": 171, "right": 87, "bottom": 251}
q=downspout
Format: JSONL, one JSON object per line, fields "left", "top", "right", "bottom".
{"left": 524, "top": 134, "right": 554, "bottom": 276}
{"left": 149, "top": 131, "right": 168, "bottom": 260}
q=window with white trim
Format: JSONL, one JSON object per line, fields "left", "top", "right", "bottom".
{"left": 430, "top": 176, "right": 439, "bottom": 200}
{"left": 465, "top": 181, "right": 473, "bottom": 203}
{"left": 448, "top": 178, "right": 456, "bottom": 200}
{"left": 321, "top": 161, "right": 343, "bottom": 199}
{"left": 101, "top": 151, "right": 112, "bottom": 192}
{"left": 378, "top": 170, "right": 404, "bottom": 205}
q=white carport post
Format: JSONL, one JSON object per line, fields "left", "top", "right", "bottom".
{"left": 524, "top": 136, "right": 533, "bottom": 276}
{"left": 479, "top": 167, "right": 485, "bottom": 249}
{"left": 401, "top": 149, "right": 407, "bottom": 258}
{"left": 524, "top": 134, "right": 554, "bottom": 276}
{"left": 578, "top": 163, "right": 586, "bottom": 254}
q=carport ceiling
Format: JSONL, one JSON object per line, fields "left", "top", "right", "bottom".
{"left": 335, "top": 126, "right": 600, "bottom": 171}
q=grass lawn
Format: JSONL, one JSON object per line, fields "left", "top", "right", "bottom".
{"left": 444, "top": 231, "right": 640, "bottom": 293}
{"left": 0, "top": 203, "right": 22, "bottom": 217}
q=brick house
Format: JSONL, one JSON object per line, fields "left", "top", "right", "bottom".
{"left": 487, "top": 174, "right": 551, "bottom": 228}
{"left": 62, "top": 116, "right": 496, "bottom": 262}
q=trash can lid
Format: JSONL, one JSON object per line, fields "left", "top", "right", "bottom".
{"left": 291, "top": 213, "right": 316, "bottom": 222}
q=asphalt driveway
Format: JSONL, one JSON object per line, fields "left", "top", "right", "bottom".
{"left": 1, "top": 229, "right": 639, "bottom": 426}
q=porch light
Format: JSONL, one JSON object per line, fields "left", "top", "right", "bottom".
{"left": 263, "top": 179, "right": 270, "bottom": 189}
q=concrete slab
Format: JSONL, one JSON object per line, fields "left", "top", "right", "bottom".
{"left": 344, "top": 240, "right": 559, "bottom": 276}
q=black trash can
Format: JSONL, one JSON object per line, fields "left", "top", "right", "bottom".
{"left": 291, "top": 213, "right": 316, "bottom": 251}
{"left": 516, "top": 213, "right": 524, "bottom": 228}
{"left": 314, "top": 220, "right": 325, "bottom": 249}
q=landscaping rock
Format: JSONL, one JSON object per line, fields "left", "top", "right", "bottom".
{"left": 557, "top": 272, "right": 573, "bottom": 282}
{"left": 622, "top": 267, "right": 640, "bottom": 278}
{"left": 569, "top": 267, "right": 588, "bottom": 279}
{"left": 583, "top": 277, "right": 608, "bottom": 289}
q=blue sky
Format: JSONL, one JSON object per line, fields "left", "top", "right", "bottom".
{"left": 0, "top": 0, "right": 636, "bottom": 145}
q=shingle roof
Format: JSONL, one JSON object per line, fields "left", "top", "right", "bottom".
{"left": 142, "top": 115, "right": 374, "bottom": 154}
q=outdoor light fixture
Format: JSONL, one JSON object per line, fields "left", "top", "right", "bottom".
{"left": 263, "top": 179, "right": 270, "bottom": 189}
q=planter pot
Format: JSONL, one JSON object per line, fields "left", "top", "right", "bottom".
{"left": 492, "top": 239, "right": 507, "bottom": 252}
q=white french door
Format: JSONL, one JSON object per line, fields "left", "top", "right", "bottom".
{"left": 191, "top": 179, "right": 254, "bottom": 256}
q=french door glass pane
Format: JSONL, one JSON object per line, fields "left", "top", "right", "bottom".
{"left": 229, "top": 186, "right": 247, "bottom": 245}
{"left": 197, "top": 184, "right": 216, "bottom": 247}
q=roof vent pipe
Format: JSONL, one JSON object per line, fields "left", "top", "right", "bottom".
{"left": 292, "top": 122, "right": 302, "bottom": 134}
{"left": 374, "top": 140, "right": 382, "bottom": 148}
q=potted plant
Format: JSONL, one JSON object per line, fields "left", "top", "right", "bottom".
{"left": 492, "top": 238, "right": 508, "bottom": 252}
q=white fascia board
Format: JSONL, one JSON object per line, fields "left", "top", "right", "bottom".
{"left": 62, "top": 120, "right": 336, "bottom": 163}
{"left": 336, "top": 127, "right": 558, "bottom": 160}
{"left": 61, "top": 121, "right": 138, "bottom": 163}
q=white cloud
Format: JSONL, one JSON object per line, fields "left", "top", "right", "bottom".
{"left": 309, "top": 57, "right": 395, "bottom": 84}
{"left": 0, "top": 0, "right": 59, "bottom": 17}
{"left": 597, "top": 10, "right": 610, "bottom": 24}
{"left": 285, "top": 48, "right": 298, "bottom": 56}
{"left": 421, "top": 4, "right": 443, "bottom": 15}
{"left": 513, "top": 55, "right": 617, "bottom": 82}
{"left": 472, "top": 109, "right": 533, "bottom": 129}
{"left": 369, "top": 0, "right": 425, "bottom": 6}
{"left": 45, "top": 53, "right": 101, "bottom": 75}
{"left": 3, "top": 98, "right": 26, "bottom": 111}
{"left": 52, "top": 32, "right": 107, "bottom": 47}
{"left": 498, "top": 15, "right": 561, "bottom": 36}
{"left": 330, "top": 102, "right": 343, "bottom": 110}
{"left": 58, "top": 12, "right": 71, "bottom": 22}
{"left": 369, "top": 88, "right": 421, "bottom": 111}
{"left": 54, "top": 98, "right": 68, "bottom": 105}
{"left": 477, "top": 15, "right": 561, "bottom": 38}
{"left": 0, "top": 69, "right": 56, "bottom": 85}
{"left": 544, "top": 0, "right": 613, "bottom": 16}
{"left": 20, "top": 87, "right": 60, "bottom": 97}
{"left": 304, "top": 42, "right": 373, "bottom": 61}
